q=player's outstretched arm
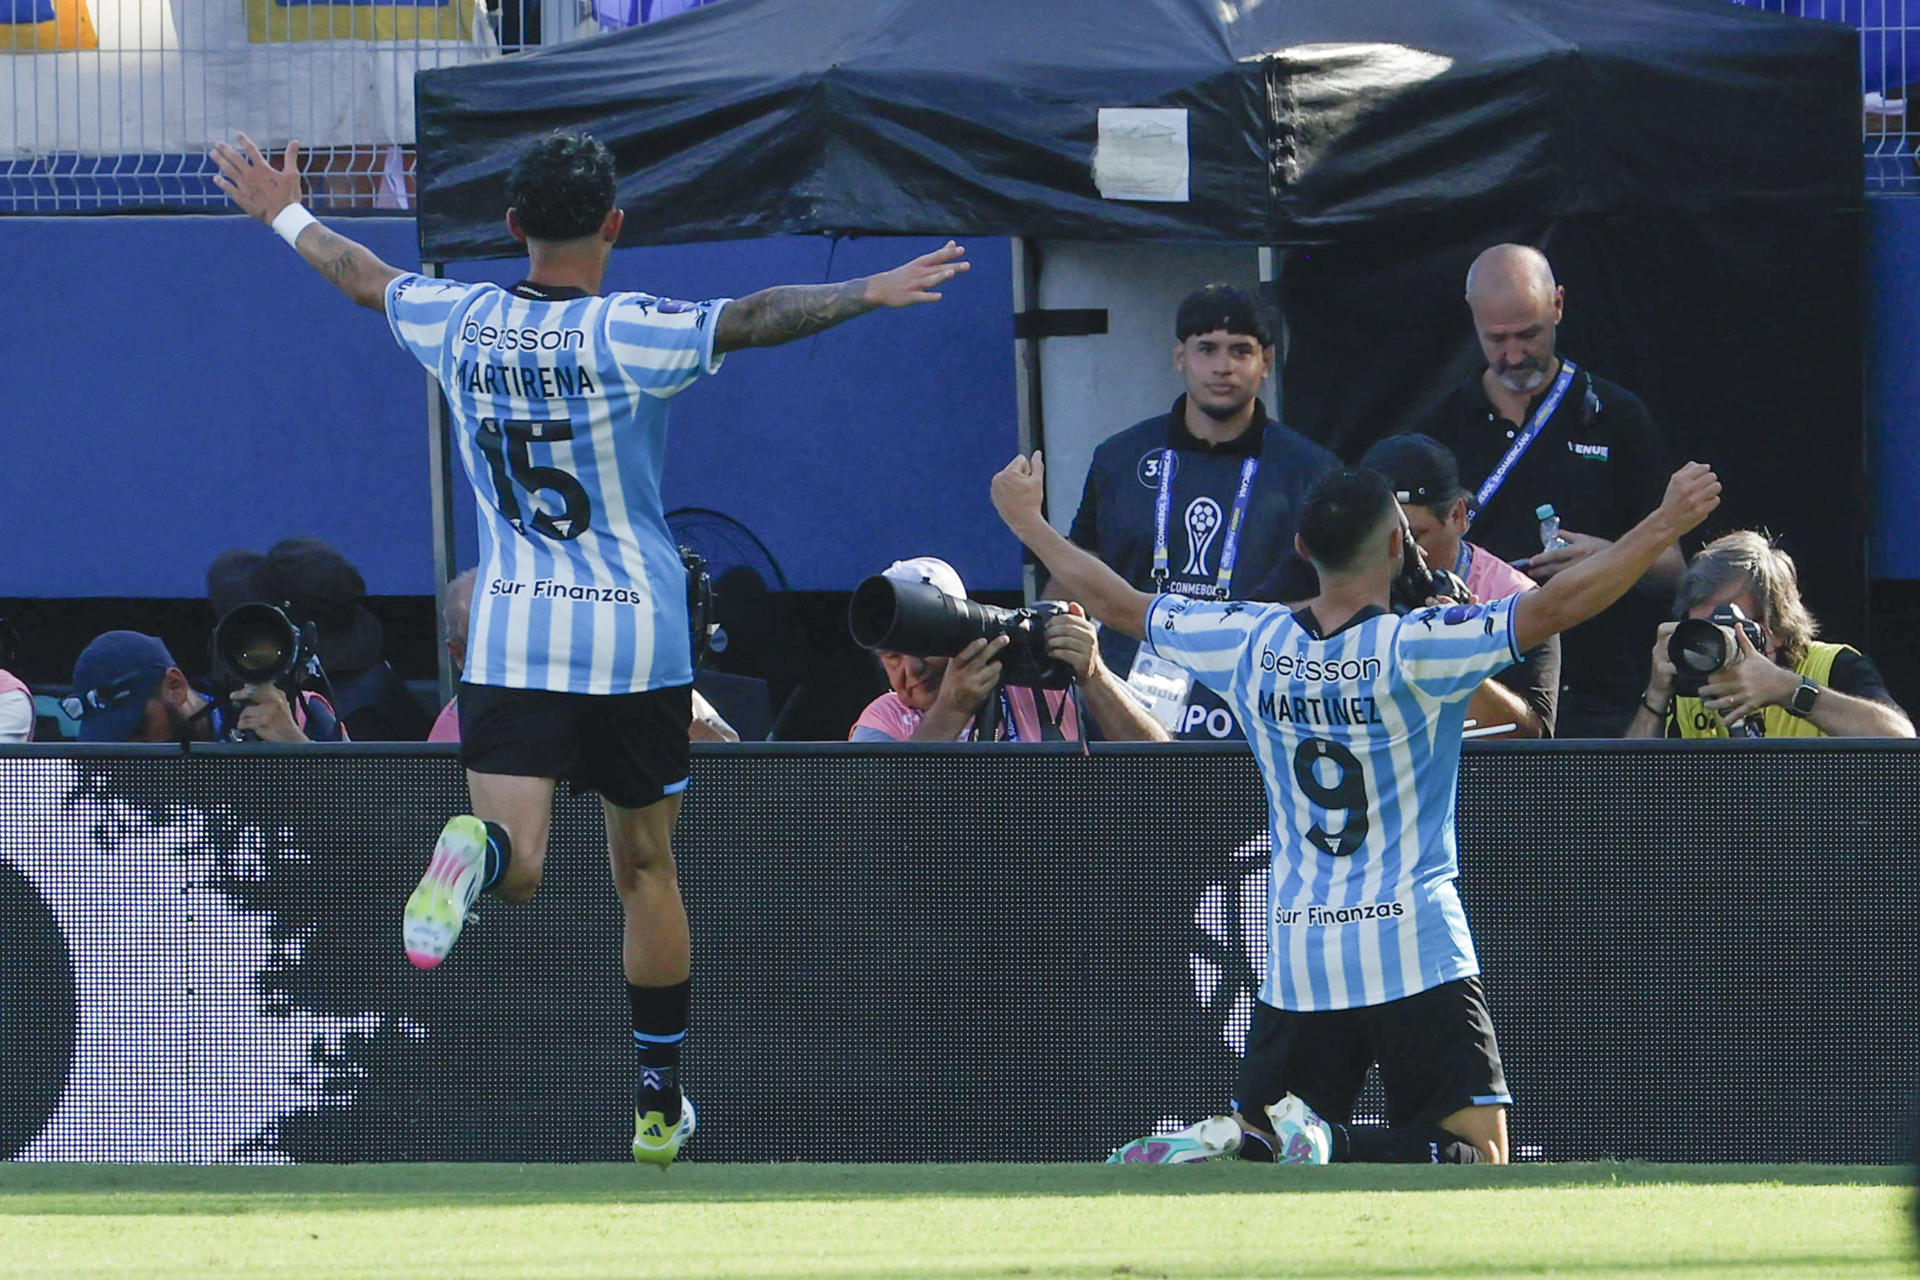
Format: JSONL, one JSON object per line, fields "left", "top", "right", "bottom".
{"left": 210, "top": 134, "right": 403, "bottom": 312}
{"left": 1513, "top": 462, "right": 1720, "bottom": 653}
{"left": 992, "top": 452, "right": 1154, "bottom": 640}
{"left": 713, "top": 241, "right": 968, "bottom": 354}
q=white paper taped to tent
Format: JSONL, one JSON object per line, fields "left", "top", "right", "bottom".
{"left": 1093, "top": 108, "right": 1190, "bottom": 203}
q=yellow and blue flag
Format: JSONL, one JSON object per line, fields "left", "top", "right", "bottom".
{"left": 2, "top": 0, "right": 98, "bottom": 51}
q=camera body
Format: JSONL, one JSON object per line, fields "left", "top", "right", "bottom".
{"left": 1667, "top": 603, "right": 1766, "bottom": 697}
{"left": 1389, "top": 523, "right": 1470, "bottom": 613}
{"left": 849, "top": 576, "right": 1075, "bottom": 690}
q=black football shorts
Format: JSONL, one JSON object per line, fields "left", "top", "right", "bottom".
{"left": 1233, "top": 974, "right": 1511, "bottom": 1128}
{"left": 457, "top": 681, "right": 692, "bottom": 809}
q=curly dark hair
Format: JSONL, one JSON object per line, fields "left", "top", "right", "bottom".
{"left": 506, "top": 131, "right": 618, "bottom": 244}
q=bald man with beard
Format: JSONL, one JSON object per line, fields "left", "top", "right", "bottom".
{"left": 1411, "top": 244, "right": 1682, "bottom": 738}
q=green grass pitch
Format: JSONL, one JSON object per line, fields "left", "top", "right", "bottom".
{"left": 1, "top": 1163, "right": 1912, "bottom": 1279}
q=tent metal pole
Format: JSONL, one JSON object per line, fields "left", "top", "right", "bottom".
{"left": 424, "top": 259, "right": 459, "bottom": 706}
{"left": 1010, "top": 236, "right": 1045, "bottom": 603}
{"left": 1258, "top": 245, "right": 1282, "bottom": 423}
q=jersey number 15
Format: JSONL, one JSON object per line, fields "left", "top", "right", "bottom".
{"left": 477, "top": 418, "right": 592, "bottom": 541}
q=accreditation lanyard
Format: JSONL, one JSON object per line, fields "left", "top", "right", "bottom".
{"left": 1469, "top": 359, "right": 1578, "bottom": 522}
{"left": 1151, "top": 451, "right": 1259, "bottom": 600}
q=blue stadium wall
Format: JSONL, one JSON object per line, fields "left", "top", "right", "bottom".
{"left": 0, "top": 219, "right": 1021, "bottom": 597}
{"left": 4, "top": 205, "right": 1920, "bottom": 596}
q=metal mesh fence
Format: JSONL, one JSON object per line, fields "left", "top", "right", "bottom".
{"left": 0, "top": 0, "right": 716, "bottom": 212}
{"left": 1732, "top": 0, "right": 1919, "bottom": 190}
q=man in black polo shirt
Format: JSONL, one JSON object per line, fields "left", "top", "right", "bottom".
{"left": 1065, "top": 284, "right": 1341, "bottom": 740}
{"left": 1411, "top": 245, "right": 1682, "bottom": 738}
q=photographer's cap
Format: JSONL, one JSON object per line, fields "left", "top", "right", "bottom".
{"left": 1359, "top": 433, "right": 1464, "bottom": 506}
{"left": 68, "top": 631, "right": 175, "bottom": 743}
{"left": 881, "top": 556, "right": 968, "bottom": 601}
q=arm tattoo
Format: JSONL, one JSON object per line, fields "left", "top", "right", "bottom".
{"left": 302, "top": 226, "right": 359, "bottom": 281}
{"left": 297, "top": 225, "right": 402, "bottom": 311}
{"left": 716, "top": 279, "right": 874, "bottom": 350}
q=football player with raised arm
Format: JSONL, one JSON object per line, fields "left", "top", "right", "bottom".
{"left": 212, "top": 130, "right": 967, "bottom": 1165}
{"left": 990, "top": 451, "right": 1719, "bottom": 1165}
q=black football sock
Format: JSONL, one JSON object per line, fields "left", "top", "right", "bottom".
{"left": 480, "top": 821, "right": 513, "bottom": 893}
{"left": 1333, "top": 1122, "right": 1483, "bottom": 1164}
{"left": 629, "top": 979, "right": 690, "bottom": 1125}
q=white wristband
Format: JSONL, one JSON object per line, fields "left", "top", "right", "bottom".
{"left": 272, "top": 203, "right": 318, "bottom": 247}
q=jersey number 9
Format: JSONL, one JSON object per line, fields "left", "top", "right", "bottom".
{"left": 1292, "top": 737, "right": 1370, "bottom": 858}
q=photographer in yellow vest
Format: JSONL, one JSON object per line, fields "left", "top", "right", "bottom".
{"left": 1627, "top": 531, "right": 1912, "bottom": 740}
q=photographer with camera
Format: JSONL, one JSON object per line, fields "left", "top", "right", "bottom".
{"left": 208, "top": 540, "right": 427, "bottom": 742}
{"left": 1628, "top": 531, "right": 1912, "bottom": 740}
{"left": 847, "top": 557, "right": 1168, "bottom": 743}
{"left": 1361, "top": 434, "right": 1560, "bottom": 738}
{"left": 65, "top": 629, "right": 346, "bottom": 745}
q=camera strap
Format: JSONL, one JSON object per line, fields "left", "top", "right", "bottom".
{"left": 1468, "top": 359, "right": 1578, "bottom": 524}
{"left": 988, "top": 687, "right": 1068, "bottom": 743}
{"left": 1152, "top": 452, "right": 1259, "bottom": 600}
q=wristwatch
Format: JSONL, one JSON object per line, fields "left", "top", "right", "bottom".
{"left": 1787, "top": 677, "right": 1821, "bottom": 719}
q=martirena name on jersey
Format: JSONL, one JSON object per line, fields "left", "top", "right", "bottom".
{"left": 455, "top": 316, "right": 599, "bottom": 396}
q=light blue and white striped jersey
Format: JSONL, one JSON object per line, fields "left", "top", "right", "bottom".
{"left": 1145, "top": 593, "right": 1523, "bottom": 1011}
{"left": 385, "top": 274, "right": 729, "bottom": 694}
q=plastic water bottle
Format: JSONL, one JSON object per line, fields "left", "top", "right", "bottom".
{"left": 1535, "top": 503, "right": 1572, "bottom": 552}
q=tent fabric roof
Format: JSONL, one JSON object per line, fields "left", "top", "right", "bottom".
{"left": 415, "top": 0, "right": 1859, "bottom": 262}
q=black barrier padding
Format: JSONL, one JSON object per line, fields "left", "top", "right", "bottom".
{"left": 0, "top": 744, "right": 1914, "bottom": 1163}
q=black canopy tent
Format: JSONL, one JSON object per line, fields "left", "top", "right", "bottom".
{"left": 415, "top": 0, "right": 1857, "bottom": 255}
{"left": 413, "top": 0, "right": 1869, "bottom": 642}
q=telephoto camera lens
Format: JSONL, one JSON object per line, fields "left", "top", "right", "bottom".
{"left": 213, "top": 602, "right": 302, "bottom": 686}
{"left": 849, "top": 575, "right": 1074, "bottom": 689}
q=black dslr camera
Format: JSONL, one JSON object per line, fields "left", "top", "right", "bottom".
{"left": 848, "top": 575, "right": 1074, "bottom": 690}
{"left": 1667, "top": 603, "right": 1766, "bottom": 697}
{"left": 1389, "top": 521, "right": 1470, "bottom": 613}
{"left": 211, "top": 602, "right": 328, "bottom": 741}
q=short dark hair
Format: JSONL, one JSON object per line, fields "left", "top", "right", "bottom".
{"left": 1174, "top": 284, "right": 1274, "bottom": 349}
{"left": 1297, "top": 468, "right": 1400, "bottom": 573}
{"left": 506, "top": 131, "right": 618, "bottom": 244}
